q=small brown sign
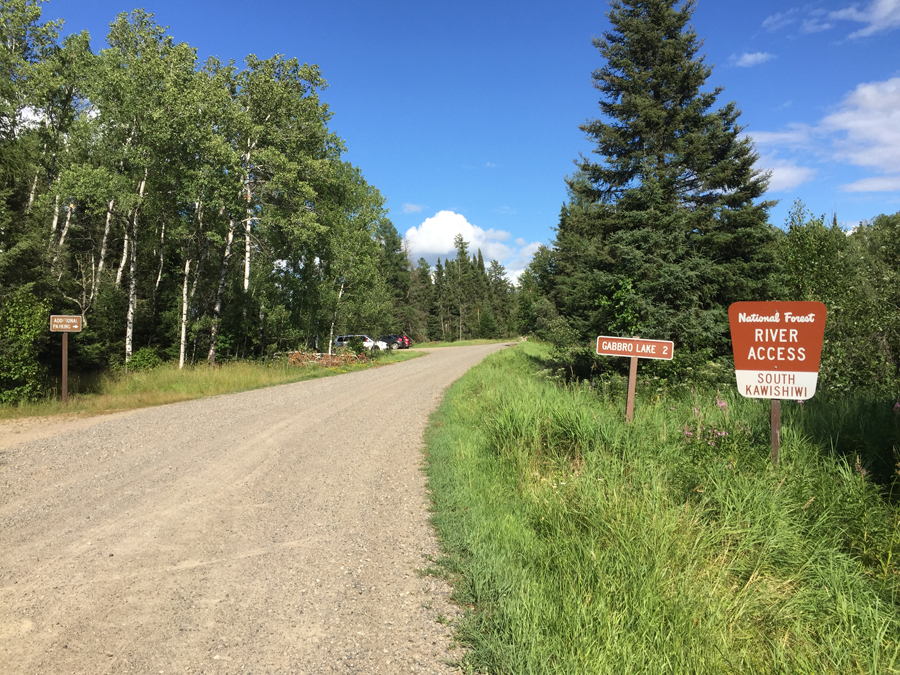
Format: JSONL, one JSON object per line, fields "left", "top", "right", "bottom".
{"left": 50, "top": 315, "right": 82, "bottom": 332}
{"left": 596, "top": 336, "right": 674, "bottom": 360}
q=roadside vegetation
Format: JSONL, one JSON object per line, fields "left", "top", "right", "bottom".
{"left": 425, "top": 341, "right": 900, "bottom": 674}
{"left": 0, "top": 349, "right": 419, "bottom": 420}
{"left": 415, "top": 338, "right": 519, "bottom": 349}
{"left": 0, "top": 1, "right": 520, "bottom": 407}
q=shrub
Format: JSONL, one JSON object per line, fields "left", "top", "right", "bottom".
{"left": 0, "top": 288, "right": 51, "bottom": 404}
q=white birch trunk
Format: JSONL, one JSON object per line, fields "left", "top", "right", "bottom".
{"left": 57, "top": 202, "right": 73, "bottom": 250}
{"left": 155, "top": 220, "right": 166, "bottom": 293}
{"left": 115, "top": 223, "right": 129, "bottom": 287}
{"left": 243, "top": 151, "right": 253, "bottom": 293}
{"left": 124, "top": 171, "right": 148, "bottom": 365}
{"left": 49, "top": 194, "right": 60, "bottom": 236}
{"left": 189, "top": 202, "right": 206, "bottom": 302}
{"left": 327, "top": 279, "right": 345, "bottom": 356}
{"left": 91, "top": 199, "right": 115, "bottom": 304}
{"left": 207, "top": 219, "right": 236, "bottom": 365}
{"left": 26, "top": 173, "right": 38, "bottom": 213}
{"left": 244, "top": 218, "right": 251, "bottom": 292}
{"left": 179, "top": 258, "right": 191, "bottom": 369}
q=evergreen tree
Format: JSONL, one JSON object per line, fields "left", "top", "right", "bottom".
{"left": 432, "top": 258, "right": 447, "bottom": 341}
{"left": 547, "top": 0, "right": 777, "bottom": 360}
{"left": 407, "top": 257, "right": 432, "bottom": 342}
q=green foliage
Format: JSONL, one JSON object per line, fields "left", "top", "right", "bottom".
{"left": 775, "top": 201, "right": 900, "bottom": 394}
{"left": 346, "top": 335, "right": 365, "bottom": 355}
{"left": 532, "top": 0, "right": 777, "bottom": 373}
{"left": 0, "top": 0, "right": 432, "bottom": 382}
{"left": 409, "top": 237, "right": 518, "bottom": 343}
{"left": 123, "top": 346, "right": 161, "bottom": 371}
{"left": 0, "top": 287, "right": 50, "bottom": 403}
{"left": 425, "top": 342, "right": 900, "bottom": 673}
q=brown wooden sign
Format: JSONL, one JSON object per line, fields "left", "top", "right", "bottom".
{"left": 50, "top": 315, "right": 82, "bottom": 332}
{"left": 596, "top": 335, "right": 675, "bottom": 423}
{"left": 596, "top": 336, "right": 674, "bottom": 360}
{"left": 728, "top": 301, "right": 827, "bottom": 400}
{"left": 49, "top": 315, "right": 82, "bottom": 404}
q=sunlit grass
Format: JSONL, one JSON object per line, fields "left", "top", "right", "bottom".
{"left": 424, "top": 341, "right": 900, "bottom": 674}
{"left": 414, "top": 337, "right": 520, "bottom": 349}
{"left": 0, "top": 350, "right": 421, "bottom": 420}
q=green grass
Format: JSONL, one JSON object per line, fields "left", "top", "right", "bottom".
{"left": 0, "top": 350, "right": 421, "bottom": 420}
{"left": 424, "top": 341, "right": 900, "bottom": 674}
{"left": 415, "top": 338, "right": 521, "bottom": 349}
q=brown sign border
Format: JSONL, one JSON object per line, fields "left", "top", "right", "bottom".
{"left": 596, "top": 336, "right": 674, "bottom": 361}
{"left": 50, "top": 315, "right": 82, "bottom": 333}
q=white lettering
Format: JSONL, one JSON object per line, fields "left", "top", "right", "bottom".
{"left": 739, "top": 311, "right": 780, "bottom": 323}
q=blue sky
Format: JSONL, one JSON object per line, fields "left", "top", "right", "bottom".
{"left": 46, "top": 0, "right": 900, "bottom": 278}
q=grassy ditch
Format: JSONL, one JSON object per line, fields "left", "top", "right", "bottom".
{"left": 424, "top": 341, "right": 900, "bottom": 674}
{"left": 0, "top": 350, "right": 420, "bottom": 420}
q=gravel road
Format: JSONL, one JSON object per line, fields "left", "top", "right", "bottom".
{"left": 0, "top": 344, "right": 508, "bottom": 674}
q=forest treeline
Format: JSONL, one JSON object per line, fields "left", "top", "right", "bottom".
{"left": 519, "top": 0, "right": 900, "bottom": 397}
{"left": 0, "top": 1, "right": 518, "bottom": 403}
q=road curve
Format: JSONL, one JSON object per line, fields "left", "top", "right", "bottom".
{"left": 0, "top": 343, "right": 508, "bottom": 674}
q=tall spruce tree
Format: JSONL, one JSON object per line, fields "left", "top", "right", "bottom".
{"left": 546, "top": 0, "right": 777, "bottom": 359}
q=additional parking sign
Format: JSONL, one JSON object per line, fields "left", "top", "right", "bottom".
{"left": 729, "top": 301, "right": 827, "bottom": 400}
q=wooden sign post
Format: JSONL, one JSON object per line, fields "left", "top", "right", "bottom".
{"left": 50, "top": 315, "right": 82, "bottom": 403}
{"left": 596, "top": 336, "right": 674, "bottom": 422}
{"left": 728, "top": 301, "right": 827, "bottom": 467}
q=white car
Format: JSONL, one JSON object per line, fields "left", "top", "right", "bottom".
{"left": 333, "top": 335, "right": 388, "bottom": 351}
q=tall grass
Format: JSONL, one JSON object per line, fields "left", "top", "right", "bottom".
{"left": 424, "top": 341, "right": 900, "bottom": 674}
{"left": 0, "top": 351, "right": 419, "bottom": 420}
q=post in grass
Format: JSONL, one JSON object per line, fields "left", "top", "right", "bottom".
{"left": 596, "top": 336, "right": 674, "bottom": 423}
{"left": 728, "top": 301, "right": 827, "bottom": 467}
{"left": 50, "top": 315, "right": 83, "bottom": 403}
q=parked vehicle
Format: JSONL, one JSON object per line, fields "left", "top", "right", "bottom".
{"left": 400, "top": 334, "right": 411, "bottom": 348}
{"left": 333, "top": 335, "right": 387, "bottom": 351}
{"left": 378, "top": 334, "right": 403, "bottom": 350}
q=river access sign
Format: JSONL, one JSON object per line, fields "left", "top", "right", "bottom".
{"left": 728, "top": 301, "right": 827, "bottom": 400}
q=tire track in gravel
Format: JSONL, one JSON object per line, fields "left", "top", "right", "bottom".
{"left": 0, "top": 343, "right": 508, "bottom": 674}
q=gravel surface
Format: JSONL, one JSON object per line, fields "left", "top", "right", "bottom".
{"left": 0, "top": 344, "right": 508, "bottom": 674}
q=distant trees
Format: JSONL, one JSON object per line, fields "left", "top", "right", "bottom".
{"left": 531, "top": 0, "right": 778, "bottom": 370}
{"left": 404, "top": 235, "right": 517, "bottom": 343}
{"left": 0, "top": 2, "right": 411, "bottom": 401}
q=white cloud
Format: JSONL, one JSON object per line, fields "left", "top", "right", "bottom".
{"left": 821, "top": 77, "right": 900, "bottom": 174}
{"left": 747, "top": 124, "right": 814, "bottom": 147}
{"left": 757, "top": 155, "right": 818, "bottom": 192}
{"left": 733, "top": 52, "right": 775, "bottom": 67}
{"left": 485, "top": 162, "right": 498, "bottom": 168}
{"left": 405, "top": 210, "right": 511, "bottom": 261}
{"left": 750, "top": 77, "right": 900, "bottom": 196}
{"left": 402, "top": 203, "right": 424, "bottom": 214}
{"left": 841, "top": 176, "right": 900, "bottom": 192}
{"left": 504, "top": 241, "right": 543, "bottom": 281}
{"left": 404, "top": 210, "right": 540, "bottom": 281}
{"left": 801, "top": 17, "right": 834, "bottom": 33}
{"left": 762, "top": 9, "right": 799, "bottom": 31}
{"left": 831, "top": 0, "right": 900, "bottom": 37}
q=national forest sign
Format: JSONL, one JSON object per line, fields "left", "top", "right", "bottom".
{"left": 728, "top": 301, "right": 827, "bottom": 400}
